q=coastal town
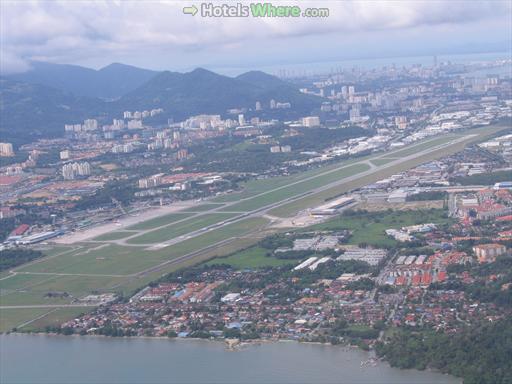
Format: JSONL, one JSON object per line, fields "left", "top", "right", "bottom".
{"left": 1, "top": 55, "right": 511, "bottom": 384}
{"left": 2, "top": 1, "right": 512, "bottom": 384}
{"left": 53, "top": 132, "right": 512, "bottom": 352}
{"left": 1, "top": 56, "right": 511, "bottom": 337}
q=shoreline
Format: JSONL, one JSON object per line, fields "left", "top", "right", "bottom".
{"left": 4, "top": 329, "right": 370, "bottom": 351}
{"left": 1, "top": 331, "right": 461, "bottom": 382}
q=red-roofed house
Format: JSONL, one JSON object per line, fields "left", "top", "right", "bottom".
{"left": 10, "top": 224, "right": 29, "bottom": 236}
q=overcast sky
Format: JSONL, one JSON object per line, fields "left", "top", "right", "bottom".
{"left": 1, "top": 0, "right": 511, "bottom": 74}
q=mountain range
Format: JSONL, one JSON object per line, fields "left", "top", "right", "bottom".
{"left": 119, "top": 68, "right": 319, "bottom": 119}
{"left": 7, "top": 62, "right": 158, "bottom": 100}
{"left": 1, "top": 62, "right": 321, "bottom": 146}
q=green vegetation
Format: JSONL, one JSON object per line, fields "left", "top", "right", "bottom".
{"left": 16, "top": 245, "right": 157, "bottom": 275}
{"left": 292, "top": 259, "right": 372, "bottom": 285}
{"left": 309, "top": 209, "right": 452, "bottom": 248}
{"left": 0, "top": 126, "right": 503, "bottom": 333}
{"left": 376, "top": 318, "right": 512, "bottom": 384}
{"left": 223, "top": 163, "right": 369, "bottom": 212}
{"left": 407, "top": 191, "right": 448, "bottom": 201}
{"left": 0, "top": 218, "right": 268, "bottom": 330}
{"left": 184, "top": 126, "right": 366, "bottom": 174}
{"left": 279, "top": 127, "right": 369, "bottom": 152}
{"left": 92, "top": 231, "right": 137, "bottom": 241}
{"left": 163, "top": 217, "right": 268, "bottom": 254}
{"left": 0, "top": 273, "right": 58, "bottom": 291}
{"left": 329, "top": 322, "right": 379, "bottom": 341}
{"left": 126, "top": 213, "right": 192, "bottom": 230}
{"left": 0, "top": 217, "right": 17, "bottom": 241}
{"left": 271, "top": 129, "right": 497, "bottom": 217}
{"left": 181, "top": 203, "right": 225, "bottom": 212}
{"left": 431, "top": 256, "right": 512, "bottom": 308}
{"left": 465, "top": 280, "right": 512, "bottom": 308}
{"left": 0, "top": 274, "right": 125, "bottom": 306}
{"left": 0, "top": 152, "right": 29, "bottom": 167}
{"left": 205, "top": 246, "right": 295, "bottom": 269}
{"left": 389, "top": 135, "right": 456, "bottom": 158}
{"left": 0, "top": 308, "right": 53, "bottom": 332}
{"left": 346, "top": 277, "right": 375, "bottom": 291}
{"left": 0, "top": 292, "right": 72, "bottom": 307}
{"left": 127, "top": 212, "right": 238, "bottom": 244}
{"left": 0, "top": 249, "right": 44, "bottom": 272}
{"left": 370, "top": 158, "right": 397, "bottom": 166}
{"left": 212, "top": 157, "right": 367, "bottom": 204}
{"left": 74, "top": 179, "right": 137, "bottom": 211}
{"left": 19, "top": 308, "right": 91, "bottom": 332}
{"left": 213, "top": 129, "right": 488, "bottom": 209}
{"left": 451, "top": 170, "right": 511, "bottom": 186}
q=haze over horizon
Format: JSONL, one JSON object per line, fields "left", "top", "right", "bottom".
{"left": 1, "top": 0, "right": 511, "bottom": 75}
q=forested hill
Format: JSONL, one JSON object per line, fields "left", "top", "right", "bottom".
{"left": 376, "top": 317, "right": 512, "bottom": 384}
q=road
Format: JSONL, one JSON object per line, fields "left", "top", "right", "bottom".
{"left": 89, "top": 134, "right": 475, "bottom": 251}
{"left": 89, "top": 133, "right": 484, "bottom": 283}
{"left": 0, "top": 127, "right": 502, "bottom": 322}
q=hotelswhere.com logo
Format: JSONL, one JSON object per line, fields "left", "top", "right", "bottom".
{"left": 183, "top": 3, "right": 330, "bottom": 18}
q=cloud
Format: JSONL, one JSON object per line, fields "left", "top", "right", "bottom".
{"left": 0, "top": 0, "right": 510, "bottom": 73}
{"left": 0, "top": 49, "right": 32, "bottom": 74}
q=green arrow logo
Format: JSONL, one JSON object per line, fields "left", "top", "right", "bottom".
{"left": 183, "top": 5, "right": 198, "bottom": 16}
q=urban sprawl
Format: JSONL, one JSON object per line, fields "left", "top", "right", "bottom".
{"left": 1, "top": 58, "right": 511, "bottom": 375}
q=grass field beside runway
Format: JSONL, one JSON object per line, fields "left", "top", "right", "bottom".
{"left": 0, "top": 308, "right": 53, "bottom": 332}
{"left": 92, "top": 231, "right": 138, "bottom": 241}
{"left": 155, "top": 217, "right": 269, "bottom": 257}
{"left": 2, "top": 125, "right": 506, "bottom": 333}
{"left": 111, "top": 225, "right": 268, "bottom": 295}
{"left": 126, "top": 212, "right": 239, "bottom": 245}
{"left": 0, "top": 273, "right": 60, "bottom": 291}
{"left": 0, "top": 292, "right": 74, "bottom": 306}
{"left": 126, "top": 212, "right": 193, "bottom": 230}
{"left": 2, "top": 217, "right": 268, "bottom": 307}
{"left": 269, "top": 128, "right": 501, "bottom": 217}
{"left": 0, "top": 275, "right": 125, "bottom": 306}
{"left": 212, "top": 158, "right": 372, "bottom": 204}
{"left": 35, "top": 246, "right": 74, "bottom": 257}
{"left": 15, "top": 216, "right": 268, "bottom": 278}
{"left": 180, "top": 203, "right": 226, "bottom": 212}
{"left": 370, "top": 158, "right": 397, "bottom": 166}
{"left": 204, "top": 246, "right": 295, "bottom": 269}
{"left": 18, "top": 307, "right": 92, "bottom": 332}
{"left": 308, "top": 209, "right": 452, "bottom": 248}
{"left": 386, "top": 135, "right": 458, "bottom": 158}
{"left": 212, "top": 135, "right": 458, "bottom": 205}
{"left": 16, "top": 244, "right": 165, "bottom": 275}
{"left": 221, "top": 163, "right": 370, "bottom": 212}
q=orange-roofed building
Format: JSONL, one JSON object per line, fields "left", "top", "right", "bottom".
{"left": 473, "top": 244, "right": 507, "bottom": 263}
{"left": 412, "top": 274, "right": 422, "bottom": 286}
{"left": 437, "top": 271, "right": 447, "bottom": 282}
{"left": 421, "top": 273, "right": 432, "bottom": 286}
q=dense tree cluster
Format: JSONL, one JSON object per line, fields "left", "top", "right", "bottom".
{"left": 0, "top": 249, "right": 43, "bottom": 271}
{"left": 376, "top": 318, "right": 512, "bottom": 384}
{"left": 406, "top": 191, "right": 448, "bottom": 201}
{"left": 74, "top": 179, "right": 136, "bottom": 210}
{"left": 450, "top": 170, "right": 511, "bottom": 186}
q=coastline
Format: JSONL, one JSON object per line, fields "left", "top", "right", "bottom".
{"left": 1, "top": 331, "right": 461, "bottom": 383}
{"left": 4, "top": 329, "right": 372, "bottom": 353}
